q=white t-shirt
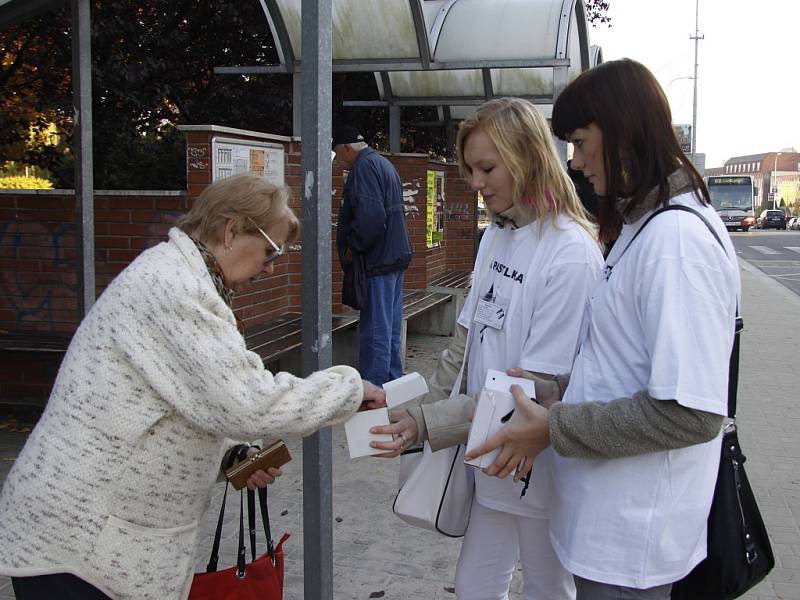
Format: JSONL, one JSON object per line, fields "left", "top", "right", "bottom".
{"left": 458, "top": 214, "right": 603, "bottom": 518}
{"left": 550, "top": 192, "right": 741, "bottom": 588}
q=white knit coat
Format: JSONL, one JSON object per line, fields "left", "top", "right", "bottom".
{"left": 0, "top": 228, "right": 364, "bottom": 599}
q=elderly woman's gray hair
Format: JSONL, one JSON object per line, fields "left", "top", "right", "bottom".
{"left": 177, "top": 173, "right": 300, "bottom": 245}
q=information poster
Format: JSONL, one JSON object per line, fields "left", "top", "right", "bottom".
{"left": 426, "top": 171, "right": 445, "bottom": 248}
{"left": 211, "top": 137, "right": 285, "bottom": 185}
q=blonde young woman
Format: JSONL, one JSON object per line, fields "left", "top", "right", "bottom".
{"left": 371, "top": 98, "right": 603, "bottom": 600}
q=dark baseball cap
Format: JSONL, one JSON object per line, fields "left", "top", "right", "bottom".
{"left": 332, "top": 125, "right": 364, "bottom": 148}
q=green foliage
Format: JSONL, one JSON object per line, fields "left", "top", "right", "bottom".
{"left": 585, "top": 0, "right": 611, "bottom": 26}
{"left": 2, "top": 0, "right": 610, "bottom": 188}
{"left": 0, "top": 175, "right": 53, "bottom": 189}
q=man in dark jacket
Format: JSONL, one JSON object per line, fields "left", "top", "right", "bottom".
{"left": 333, "top": 125, "right": 412, "bottom": 386}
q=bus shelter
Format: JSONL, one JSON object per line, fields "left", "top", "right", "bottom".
{"left": 0, "top": 1, "right": 596, "bottom": 597}
{"left": 219, "top": 0, "right": 595, "bottom": 155}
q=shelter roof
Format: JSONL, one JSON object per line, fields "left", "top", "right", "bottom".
{"left": 220, "top": 0, "right": 595, "bottom": 110}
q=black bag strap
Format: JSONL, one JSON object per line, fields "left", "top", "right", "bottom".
{"left": 259, "top": 486, "right": 276, "bottom": 563}
{"left": 205, "top": 446, "right": 277, "bottom": 573}
{"left": 236, "top": 489, "right": 246, "bottom": 578}
{"left": 247, "top": 489, "right": 256, "bottom": 562}
{"left": 607, "top": 204, "right": 742, "bottom": 418}
{"left": 205, "top": 444, "right": 248, "bottom": 572}
{"left": 205, "top": 480, "right": 229, "bottom": 573}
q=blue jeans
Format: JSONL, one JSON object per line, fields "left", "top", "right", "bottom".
{"left": 359, "top": 270, "right": 404, "bottom": 386}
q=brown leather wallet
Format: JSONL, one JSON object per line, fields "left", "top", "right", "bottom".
{"left": 224, "top": 440, "right": 292, "bottom": 490}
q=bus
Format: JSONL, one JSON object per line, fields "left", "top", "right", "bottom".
{"left": 706, "top": 175, "right": 756, "bottom": 231}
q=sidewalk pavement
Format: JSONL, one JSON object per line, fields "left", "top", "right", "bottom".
{"left": 1, "top": 258, "right": 799, "bottom": 599}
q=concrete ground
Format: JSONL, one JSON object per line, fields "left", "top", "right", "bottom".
{"left": 1, "top": 258, "right": 799, "bottom": 599}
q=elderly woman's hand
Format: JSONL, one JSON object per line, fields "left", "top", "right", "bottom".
{"left": 244, "top": 446, "right": 283, "bottom": 490}
{"left": 360, "top": 380, "right": 386, "bottom": 410}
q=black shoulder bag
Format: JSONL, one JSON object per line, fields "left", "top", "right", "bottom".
{"left": 342, "top": 252, "right": 368, "bottom": 311}
{"left": 613, "top": 204, "right": 774, "bottom": 599}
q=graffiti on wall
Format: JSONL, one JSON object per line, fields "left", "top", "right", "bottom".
{"left": 1, "top": 209, "right": 183, "bottom": 325}
{"left": 402, "top": 179, "right": 420, "bottom": 217}
{"left": 0, "top": 221, "right": 78, "bottom": 324}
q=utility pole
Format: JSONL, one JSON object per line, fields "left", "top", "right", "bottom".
{"left": 690, "top": 0, "right": 704, "bottom": 157}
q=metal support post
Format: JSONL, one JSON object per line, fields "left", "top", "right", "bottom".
{"left": 552, "top": 65, "right": 569, "bottom": 163}
{"left": 293, "top": 72, "right": 302, "bottom": 137}
{"left": 389, "top": 104, "right": 401, "bottom": 153}
{"left": 300, "top": 0, "right": 334, "bottom": 598}
{"left": 690, "top": 0, "right": 703, "bottom": 156}
{"left": 71, "top": 0, "right": 95, "bottom": 318}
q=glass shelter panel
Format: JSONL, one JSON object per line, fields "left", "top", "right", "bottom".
{"left": 433, "top": 0, "right": 562, "bottom": 60}
{"left": 274, "top": 0, "right": 420, "bottom": 61}
{"left": 491, "top": 68, "right": 553, "bottom": 96}
{"left": 388, "top": 70, "right": 484, "bottom": 98}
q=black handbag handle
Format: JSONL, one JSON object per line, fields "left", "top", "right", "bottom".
{"left": 205, "top": 447, "right": 276, "bottom": 574}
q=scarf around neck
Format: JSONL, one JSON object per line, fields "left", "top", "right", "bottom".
{"left": 615, "top": 166, "right": 699, "bottom": 224}
{"left": 494, "top": 204, "right": 534, "bottom": 229}
{"left": 189, "top": 237, "right": 235, "bottom": 309}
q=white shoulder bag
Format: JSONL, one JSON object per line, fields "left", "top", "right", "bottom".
{"left": 392, "top": 231, "right": 497, "bottom": 537}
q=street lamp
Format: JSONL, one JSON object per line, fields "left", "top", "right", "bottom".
{"left": 666, "top": 77, "right": 694, "bottom": 154}
{"left": 772, "top": 151, "right": 782, "bottom": 209}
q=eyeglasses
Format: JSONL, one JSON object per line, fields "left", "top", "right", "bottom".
{"left": 245, "top": 216, "right": 285, "bottom": 263}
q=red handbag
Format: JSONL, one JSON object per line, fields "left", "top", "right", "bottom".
{"left": 190, "top": 478, "right": 289, "bottom": 600}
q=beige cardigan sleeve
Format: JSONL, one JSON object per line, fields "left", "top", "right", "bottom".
{"left": 405, "top": 323, "right": 479, "bottom": 451}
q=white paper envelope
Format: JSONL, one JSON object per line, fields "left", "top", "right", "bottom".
{"left": 484, "top": 369, "right": 537, "bottom": 398}
{"left": 344, "top": 408, "right": 393, "bottom": 458}
{"left": 383, "top": 372, "right": 429, "bottom": 409}
{"left": 464, "top": 389, "right": 515, "bottom": 468}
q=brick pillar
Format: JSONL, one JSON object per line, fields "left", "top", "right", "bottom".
{"left": 185, "top": 131, "right": 213, "bottom": 200}
{"left": 443, "top": 164, "right": 478, "bottom": 270}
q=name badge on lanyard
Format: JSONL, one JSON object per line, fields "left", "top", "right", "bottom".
{"left": 474, "top": 294, "right": 510, "bottom": 330}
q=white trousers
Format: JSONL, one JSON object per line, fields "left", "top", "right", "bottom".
{"left": 455, "top": 500, "right": 576, "bottom": 600}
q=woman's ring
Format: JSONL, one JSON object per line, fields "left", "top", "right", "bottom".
{"left": 398, "top": 433, "right": 407, "bottom": 447}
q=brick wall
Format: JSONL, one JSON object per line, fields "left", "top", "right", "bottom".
{"left": 0, "top": 157, "right": 476, "bottom": 335}
{"left": 0, "top": 130, "right": 477, "bottom": 404}
{"left": 0, "top": 190, "right": 190, "bottom": 333}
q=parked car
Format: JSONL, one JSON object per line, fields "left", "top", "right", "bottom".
{"left": 788, "top": 216, "right": 800, "bottom": 231}
{"left": 757, "top": 209, "right": 786, "bottom": 230}
{"left": 741, "top": 214, "right": 756, "bottom": 231}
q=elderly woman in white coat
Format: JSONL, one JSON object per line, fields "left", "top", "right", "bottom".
{"left": 0, "top": 172, "right": 384, "bottom": 600}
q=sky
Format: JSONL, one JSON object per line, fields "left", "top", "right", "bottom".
{"left": 588, "top": 0, "right": 799, "bottom": 168}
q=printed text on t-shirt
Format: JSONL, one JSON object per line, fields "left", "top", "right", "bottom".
{"left": 490, "top": 260, "right": 525, "bottom": 283}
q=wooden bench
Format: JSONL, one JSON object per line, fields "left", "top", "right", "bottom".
{"left": 244, "top": 312, "right": 360, "bottom": 375}
{"left": 0, "top": 331, "right": 71, "bottom": 408}
{"left": 398, "top": 289, "right": 454, "bottom": 364}
{"left": 425, "top": 269, "right": 473, "bottom": 329}
{"left": 426, "top": 269, "right": 473, "bottom": 295}
{"left": 245, "top": 290, "right": 455, "bottom": 376}
{"left": 0, "top": 331, "right": 72, "bottom": 354}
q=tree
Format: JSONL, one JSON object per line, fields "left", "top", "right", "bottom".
{"left": 585, "top": 0, "right": 611, "bottom": 26}
{"left": 0, "top": 11, "right": 73, "bottom": 175}
{"left": 1, "top": 0, "right": 610, "bottom": 188}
